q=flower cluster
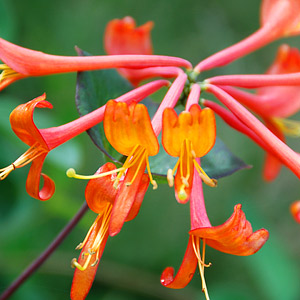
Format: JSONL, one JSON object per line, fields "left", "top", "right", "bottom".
{"left": 1, "top": 1, "right": 300, "bottom": 299}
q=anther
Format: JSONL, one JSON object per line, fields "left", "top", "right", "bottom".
{"left": 167, "top": 169, "right": 174, "bottom": 187}
{"left": 12, "top": 163, "right": 16, "bottom": 170}
{"left": 91, "top": 258, "right": 99, "bottom": 267}
{"left": 75, "top": 243, "right": 83, "bottom": 250}
{"left": 181, "top": 177, "right": 189, "bottom": 187}
{"left": 152, "top": 180, "right": 158, "bottom": 190}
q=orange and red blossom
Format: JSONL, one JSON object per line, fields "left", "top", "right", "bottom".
{"left": 162, "top": 104, "right": 217, "bottom": 203}
{"left": 104, "top": 16, "right": 153, "bottom": 86}
{"left": 84, "top": 100, "right": 157, "bottom": 236}
{"left": 70, "top": 162, "right": 149, "bottom": 300}
{"left": 161, "top": 169, "right": 269, "bottom": 296}
{"left": 0, "top": 36, "right": 191, "bottom": 91}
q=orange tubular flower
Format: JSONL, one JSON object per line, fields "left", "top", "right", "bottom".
{"left": 104, "top": 16, "right": 154, "bottom": 86}
{"left": 161, "top": 170, "right": 269, "bottom": 298}
{"left": 162, "top": 104, "right": 216, "bottom": 203}
{"left": 103, "top": 100, "right": 158, "bottom": 236}
{"left": 0, "top": 36, "right": 191, "bottom": 91}
{"left": 70, "top": 162, "right": 149, "bottom": 300}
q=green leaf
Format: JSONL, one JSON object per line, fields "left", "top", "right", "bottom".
{"left": 75, "top": 49, "right": 249, "bottom": 181}
{"left": 75, "top": 48, "right": 133, "bottom": 162}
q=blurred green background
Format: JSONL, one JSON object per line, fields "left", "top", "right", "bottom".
{"left": 1, "top": 0, "right": 300, "bottom": 299}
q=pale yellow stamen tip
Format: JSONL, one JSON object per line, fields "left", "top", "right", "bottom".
{"left": 199, "top": 174, "right": 217, "bottom": 187}
{"left": 71, "top": 258, "right": 78, "bottom": 269}
{"left": 0, "top": 164, "right": 15, "bottom": 180}
{"left": 66, "top": 168, "right": 76, "bottom": 178}
{"left": 178, "top": 187, "right": 187, "bottom": 201}
{"left": 75, "top": 243, "right": 83, "bottom": 250}
{"left": 167, "top": 169, "right": 174, "bottom": 187}
{"left": 91, "top": 258, "right": 99, "bottom": 267}
{"left": 152, "top": 180, "right": 158, "bottom": 190}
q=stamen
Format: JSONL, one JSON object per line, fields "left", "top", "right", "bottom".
{"left": 192, "top": 236, "right": 211, "bottom": 300}
{"left": 167, "top": 169, "right": 174, "bottom": 187}
{"left": 66, "top": 167, "right": 124, "bottom": 180}
{"left": 145, "top": 152, "right": 158, "bottom": 190}
{"left": 193, "top": 159, "right": 217, "bottom": 187}
{"left": 72, "top": 203, "right": 112, "bottom": 272}
{"left": 0, "top": 143, "right": 47, "bottom": 180}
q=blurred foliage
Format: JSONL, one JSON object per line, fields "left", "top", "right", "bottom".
{"left": 0, "top": 0, "right": 300, "bottom": 300}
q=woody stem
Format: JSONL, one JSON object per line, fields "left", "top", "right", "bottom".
{"left": 0, "top": 201, "right": 88, "bottom": 300}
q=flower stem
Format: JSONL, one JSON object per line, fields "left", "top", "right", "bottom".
{"left": 0, "top": 201, "right": 89, "bottom": 300}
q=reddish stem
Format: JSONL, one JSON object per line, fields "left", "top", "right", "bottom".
{"left": 0, "top": 202, "right": 89, "bottom": 300}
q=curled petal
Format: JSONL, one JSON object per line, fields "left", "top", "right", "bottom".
{"left": 26, "top": 153, "right": 55, "bottom": 201}
{"left": 290, "top": 200, "right": 300, "bottom": 223}
{"left": 190, "top": 204, "right": 269, "bottom": 256}
{"left": 70, "top": 216, "right": 108, "bottom": 300}
{"left": 9, "top": 93, "right": 52, "bottom": 149}
{"left": 85, "top": 163, "right": 118, "bottom": 213}
{"left": 160, "top": 237, "right": 198, "bottom": 289}
{"left": 104, "top": 100, "right": 159, "bottom": 156}
{"left": 162, "top": 105, "right": 216, "bottom": 158}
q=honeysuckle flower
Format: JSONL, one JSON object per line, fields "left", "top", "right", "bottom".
{"left": 161, "top": 167, "right": 269, "bottom": 299}
{"left": 0, "top": 80, "right": 168, "bottom": 200}
{"left": 0, "top": 36, "right": 191, "bottom": 91}
{"left": 68, "top": 99, "right": 158, "bottom": 236}
{"left": 290, "top": 200, "right": 300, "bottom": 223}
{"left": 70, "top": 162, "right": 149, "bottom": 300}
{"left": 104, "top": 16, "right": 182, "bottom": 85}
{"left": 194, "top": 0, "right": 300, "bottom": 72}
{"left": 205, "top": 83, "right": 300, "bottom": 180}
{"left": 162, "top": 100, "right": 216, "bottom": 203}
{"left": 209, "top": 45, "right": 300, "bottom": 181}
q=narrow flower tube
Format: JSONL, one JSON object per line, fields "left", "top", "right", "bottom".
{"left": 151, "top": 72, "right": 187, "bottom": 136}
{"left": 206, "top": 84, "right": 300, "bottom": 179}
{"left": 0, "top": 80, "right": 167, "bottom": 200}
{"left": 0, "top": 37, "right": 191, "bottom": 90}
{"left": 194, "top": 0, "right": 300, "bottom": 72}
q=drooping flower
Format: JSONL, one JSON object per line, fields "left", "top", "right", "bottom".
{"left": 161, "top": 168, "right": 269, "bottom": 297}
{"left": 0, "top": 36, "right": 191, "bottom": 91}
{"left": 0, "top": 80, "right": 168, "bottom": 200}
{"left": 162, "top": 103, "right": 217, "bottom": 203}
{"left": 70, "top": 162, "right": 149, "bottom": 300}
{"left": 290, "top": 200, "right": 300, "bottom": 223}
{"left": 68, "top": 99, "right": 159, "bottom": 236}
